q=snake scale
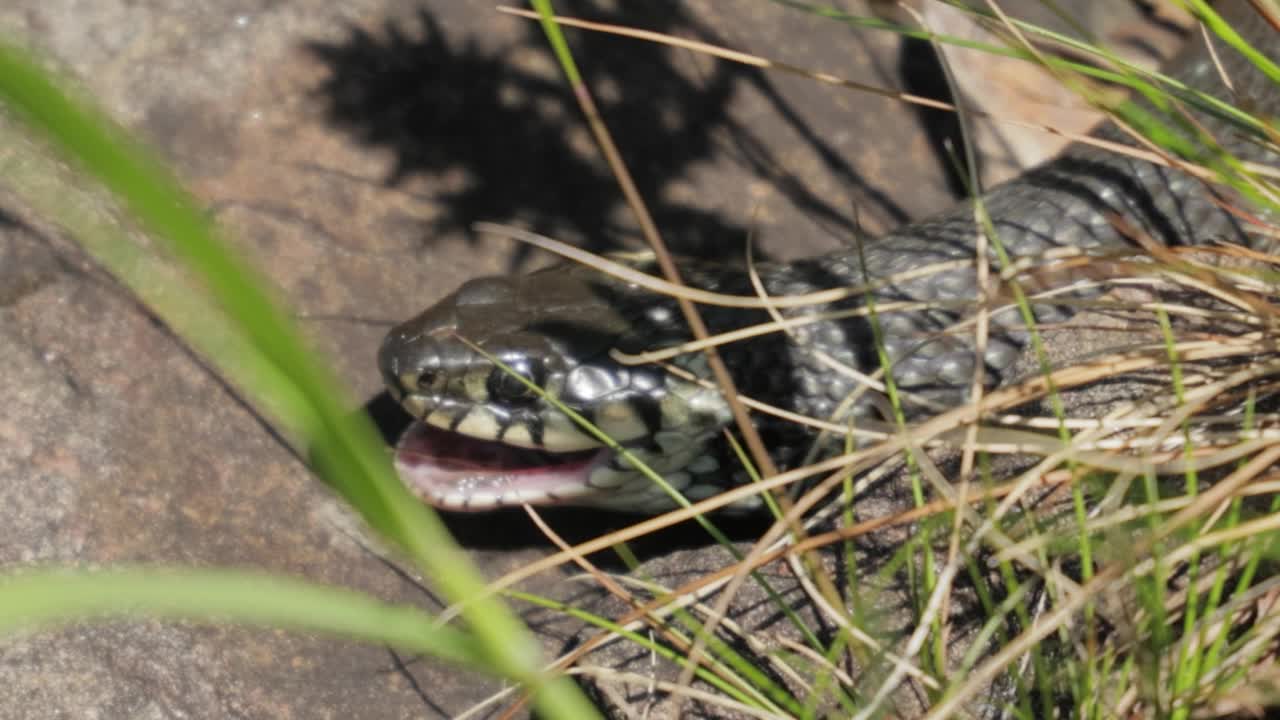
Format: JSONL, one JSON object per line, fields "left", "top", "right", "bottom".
{"left": 379, "top": 1, "right": 1279, "bottom": 513}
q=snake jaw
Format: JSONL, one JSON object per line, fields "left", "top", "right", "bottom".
{"left": 393, "top": 420, "right": 615, "bottom": 510}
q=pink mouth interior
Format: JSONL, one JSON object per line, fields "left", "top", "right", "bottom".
{"left": 393, "top": 421, "right": 605, "bottom": 510}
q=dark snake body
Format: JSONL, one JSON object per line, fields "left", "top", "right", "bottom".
{"left": 379, "top": 2, "right": 1279, "bottom": 512}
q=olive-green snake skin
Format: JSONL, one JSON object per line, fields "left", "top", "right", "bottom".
{"left": 379, "top": 1, "right": 1279, "bottom": 512}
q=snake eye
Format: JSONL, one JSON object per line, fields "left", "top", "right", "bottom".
{"left": 487, "top": 361, "right": 542, "bottom": 404}
{"left": 487, "top": 369, "right": 537, "bottom": 403}
{"left": 416, "top": 368, "right": 438, "bottom": 390}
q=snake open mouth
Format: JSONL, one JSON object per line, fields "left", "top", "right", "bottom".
{"left": 393, "top": 421, "right": 609, "bottom": 511}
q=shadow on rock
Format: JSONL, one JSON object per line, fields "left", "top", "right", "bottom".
{"left": 306, "top": 1, "right": 895, "bottom": 268}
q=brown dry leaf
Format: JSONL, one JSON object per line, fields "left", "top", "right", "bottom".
{"left": 923, "top": 0, "right": 1194, "bottom": 186}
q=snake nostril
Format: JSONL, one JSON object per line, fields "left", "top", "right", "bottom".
{"left": 377, "top": 324, "right": 446, "bottom": 397}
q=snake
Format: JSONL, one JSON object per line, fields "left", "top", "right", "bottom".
{"left": 378, "top": 1, "right": 1279, "bottom": 513}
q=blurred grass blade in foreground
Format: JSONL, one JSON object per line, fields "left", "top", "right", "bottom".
{"left": 0, "top": 38, "right": 599, "bottom": 720}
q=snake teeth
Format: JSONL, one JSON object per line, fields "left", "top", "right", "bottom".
{"left": 393, "top": 420, "right": 610, "bottom": 511}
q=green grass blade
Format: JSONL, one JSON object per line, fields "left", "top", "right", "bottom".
{"left": 0, "top": 568, "right": 487, "bottom": 669}
{"left": 0, "top": 39, "right": 599, "bottom": 719}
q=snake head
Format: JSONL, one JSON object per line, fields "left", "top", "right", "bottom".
{"left": 378, "top": 262, "right": 741, "bottom": 512}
